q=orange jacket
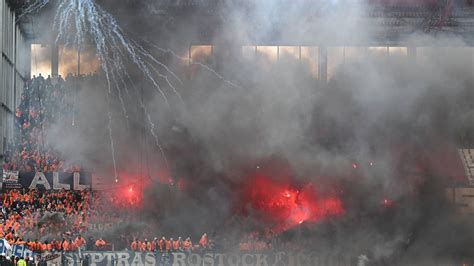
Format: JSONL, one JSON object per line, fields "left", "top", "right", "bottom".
{"left": 173, "top": 240, "right": 179, "bottom": 250}
{"left": 35, "top": 242, "right": 43, "bottom": 252}
{"left": 70, "top": 242, "right": 78, "bottom": 251}
{"left": 13, "top": 222, "right": 20, "bottom": 232}
{"left": 26, "top": 241, "right": 35, "bottom": 250}
{"left": 158, "top": 240, "right": 165, "bottom": 251}
{"left": 4, "top": 233, "right": 13, "bottom": 240}
{"left": 147, "top": 242, "right": 154, "bottom": 252}
{"left": 183, "top": 240, "right": 192, "bottom": 250}
{"left": 62, "top": 241, "right": 69, "bottom": 251}
{"left": 95, "top": 239, "right": 106, "bottom": 247}
{"left": 131, "top": 241, "right": 138, "bottom": 251}
{"left": 199, "top": 235, "right": 208, "bottom": 247}
{"left": 75, "top": 237, "right": 86, "bottom": 247}
{"left": 140, "top": 242, "right": 146, "bottom": 252}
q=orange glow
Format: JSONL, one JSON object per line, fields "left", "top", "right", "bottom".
{"left": 301, "top": 46, "right": 319, "bottom": 78}
{"left": 256, "top": 46, "right": 278, "bottom": 62}
{"left": 344, "top": 47, "right": 366, "bottom": 61}
{"left": 244, "top": 175, "right": 343, "bottom": 232}
{"left": 389, "top": 47, "right": 408, "bottom": 57}
{"left": 327, "top": 47, "right": 344, "bottom": 80}
{"left": 78, "top": 46, "right": 100, "bottom": 75}
{"left": 279, "top": 46, "right": 299, "bottom": 59}
{"left": 58, "top": 46, "right": 78, "bottom": 76}
{"left": 190, "top": 45, "right": 212, "bottom": 63}
{"left": 368, "top": 46, "right": 388, "bottom": 56}
{"left": 31, "top": 44, "right": 100, "bottom": 77}
{"left": 31, "top": 44, "right": 51, "bottom": 76}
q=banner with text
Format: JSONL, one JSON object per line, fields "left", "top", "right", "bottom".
{"left": 63, "top": 251, "right": 356, "bottom": 266}
{"left": 1, "top": 170, "right": 21, "bottom": 189}
{"left": 12, "top": 244, "right": 37, "bottom": 260}
{"left": 0, "top": 239, "right": 11, "bottom": 256}
{"left": 0, "top": 171, "right": 91, "bottom": 191}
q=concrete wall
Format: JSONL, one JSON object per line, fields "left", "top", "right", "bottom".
{"left": 446, "top": 187, "right": 474, "bottom": 214}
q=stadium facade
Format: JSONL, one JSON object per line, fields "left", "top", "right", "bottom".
{"left": 0, "top": 0, "right": 30, "bottom": 161}
{"left": 1, "top": 0, "right": 474, "bottom": 190}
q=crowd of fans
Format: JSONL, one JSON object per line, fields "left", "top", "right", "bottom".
{"left": 0, "top": 75, "right": 221, "bottom": 261}
{"left": 0, "top": 75, "right": 316, "bottom": 265}
{"left": 0, "top": 187, "right": 219, "bottom": 253}
{"left": 2, "top": 74, "right": 84, "bottom": 173}
{"left": 129, "top": 234, "right": 211, "bottom": 253}
{"left": 1, "top": 188, "right": 90, "bottom": 250}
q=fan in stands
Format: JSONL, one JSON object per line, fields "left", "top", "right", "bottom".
{"left": 3, "top": 74, "right": 89, "bottom": 173}
{"left": 0, "top": 188, "right": 213, "bottom": 253}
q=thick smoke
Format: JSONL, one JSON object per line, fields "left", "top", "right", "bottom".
{"left": 31, "top": 0, "right": 474, "bottom": 262}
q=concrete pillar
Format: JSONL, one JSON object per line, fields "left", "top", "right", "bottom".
{"left": 51, "top": 43, "right": 59, "bottom": 77}
{"left": 319, "top": 45, "right": 328, "bottom": 83}
{"left": 407, "top": 46, "right": 417, "bottom": 64}
{"left": 77, "top": 48, "right": 81, "bottom": 76}
{"left": 0, "top": 0, "right": 5, "bottom": 158}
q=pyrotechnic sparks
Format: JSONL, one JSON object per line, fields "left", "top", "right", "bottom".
{"left": 17, "top": 0, "right": 50, "bottom": 22}
{"left": 19, "top": 0, "right": 246, "bottom": 182}
{"left": 148, "top": 43, "right": 243, "bottom": 89}
{"left": 19, "top": 0, "right": 185, "bottom": 181}
{"left": 383, "top": 198, "right": 392, "bottom": 208}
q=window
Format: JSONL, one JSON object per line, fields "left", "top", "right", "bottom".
{"left": 31, "top": 44, "right": 51, "bottom": 77}
{"left": 190, "top": 45, "right": 212, "bottom": 63}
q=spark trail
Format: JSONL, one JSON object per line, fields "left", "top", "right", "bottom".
{"left": 19, "top": 0, "right": 184, "bottom": 181}
{"left": 147, "top": 44, "right": 243, "bottom": 89}
{"left": 19, "top": 0, "right": 241, "bottom": 182}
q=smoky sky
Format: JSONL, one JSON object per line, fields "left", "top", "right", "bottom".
{"left": 30, "top": 0, "right": 474, "bottom": 262}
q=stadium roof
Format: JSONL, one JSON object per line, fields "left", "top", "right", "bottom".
{"left": 149, "top": 0, "right": 471, "bottom": 7}
{"left": 11, "top": 0, "right": 474, "bottom": 44}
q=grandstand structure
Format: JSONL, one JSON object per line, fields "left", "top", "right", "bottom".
{"left": 149, "top": 0, "right": 474, "bottom": 42}
{"left": 0, "top": 0, "right": 30, "bottom": 161}
{"left": 162, "top": 0, "right": 474, "bottom": 81}
{"left": 0, "top": 1, "right": 474, "bottom": 174}
{"left": 0, "top": 1, "right": 472, "bottom": 182}
{"left": 0, "top": 0, "right": 472, "bottom": 157}
{"left": 23, "top": 0, "right": 474, "bottom": 80}
{"left": 0, "top": 2, "right": 474, "bottom": 264}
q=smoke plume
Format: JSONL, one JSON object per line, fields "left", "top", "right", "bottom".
{"left": 29, "top": 0, "right": 474, "bottom": 262}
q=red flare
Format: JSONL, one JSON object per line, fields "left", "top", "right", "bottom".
{"left": 242, "top": 175, "right": 343, "bottom": 232}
